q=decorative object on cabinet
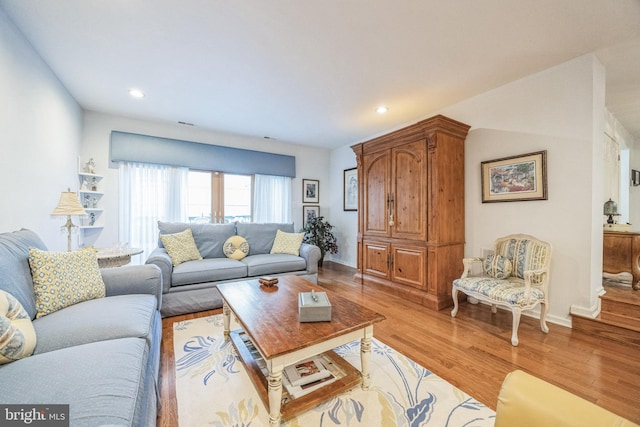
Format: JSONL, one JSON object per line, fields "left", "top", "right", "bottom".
{"left": 343, "top": 167, "right": 358, "bottom": 211}
{"left": 301, "top": 215, "right": 337, "bottom": 267}
{"left": 481, "top": 150, "right": 547, "bottom": 203}
{"left": 302, "top": 179, "right": 319, "bottom": 203}
{"left": 302, "top": 205, "right": 320, "bottom": 228}
{"left": 51, "top": 188, "right": 87, "bottom": 251}
{"left": 452, "top": 234, "right": 552, "bottom": 346}
{"left": 603, "top": 198, "right": 620, "bottom": 224}
{"left": 351, "top": 115, "right": 470, "bottom": 310}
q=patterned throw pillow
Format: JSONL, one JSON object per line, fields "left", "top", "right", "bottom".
{"left": 270, "top": 229, "right": 304, "bottom": 256}
{"left": 0, "top": 290, "right": 36, "bottom": 364}
{"left": 223, "top": 236, "right": 250, "bottom": 260}
{"left": 160, "top": 228, "right": 203, "bottom": 266}
{"left": 28, "top": 247, "right": 106, "bottom": 318}
{"left": 483, "top": 253, "right": 513, "bottom": 279}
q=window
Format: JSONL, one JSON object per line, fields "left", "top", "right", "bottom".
{"left": 187, "top": 171, "right": 252, "bottom": 223}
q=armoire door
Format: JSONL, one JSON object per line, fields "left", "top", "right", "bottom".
{"left": 391, "top": 140, "right": 427, "bottom": 241}
{"left": 363, "top": 150, "right": 391, "bottom": 238}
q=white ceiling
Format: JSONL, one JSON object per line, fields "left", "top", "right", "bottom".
{"left": 2, "top": 0, "right": 639, "bottom": 148}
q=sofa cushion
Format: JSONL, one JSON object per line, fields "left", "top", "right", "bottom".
{"left": 0, "top": 290, "right": 36, "bottom": 364}
{"left": 270, "top": 229, "right": 304, "bottom": 256}
{"left": 28, "top": 247, "right": 106, "bottom": 318}
{"left": 0, "top": 229, "right": 48, "bottom": 319}
{"left": 32, "top": 294, "right": 158, "bottom": 354}
{"left": 484, "top": 254, "right": 512, "bottom": 279}
{"left": 495, "top": 238, "right": 550, "bottom": 280}
{"left": 223, "top": 235, "right": 250, "bottom": 260}
{"left": 242, "top": 253, "right": 307, "bottom": 276}
{"left": 171, "top": 258, "right": 247, "bottom": 286}
{"left": 0, "top": 337, "right": 150, "bottom": 426}
{"left": 160, "top": 228, "right": 202, "bottom": 266}
{"left": 158, "top": 221, "right": 236, "bottom": 259}
{"left": 236, "top": 223, "right": 294, "bottom": 255}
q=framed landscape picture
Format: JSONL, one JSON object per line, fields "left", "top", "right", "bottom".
{"left": 343, "top": 167, "right": 358, "bottom": 211}
{"left": 302, "top": 179, "right": 319, "bottom": 203}
{"left": 303, "top": 205, "right": 320, "bottom": 228}
{"left": 481, "top": 150, "right": 547, "bottom": 203}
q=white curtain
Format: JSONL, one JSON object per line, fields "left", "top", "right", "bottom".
{"left": 119, "top": 162, "right": 189, "bottom": 260}
{"left": 253, "top": 174, "right": 292, "bottom": 224}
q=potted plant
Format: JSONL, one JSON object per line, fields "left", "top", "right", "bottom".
{"left": 301, "top": 216, "right": 338, "bottom": 267}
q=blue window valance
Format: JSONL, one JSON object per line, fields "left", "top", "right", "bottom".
{"left": 109, "top": 131, "right": 296, "bottom": 177}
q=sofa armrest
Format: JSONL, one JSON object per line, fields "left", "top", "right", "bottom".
{"left": 460, "top": 257, "right": 483, "bottom": 278}
{"left": 145, "top": 247, "right": 173, "bottom": 292}
{"left": 299, "top": 243, "right": 321, "bottom": 275}
{"left": 101, "top": 264, "right": 163, "bottom": 309}
{"left": 496, "top": 370, "right": 638, "bottom": 427}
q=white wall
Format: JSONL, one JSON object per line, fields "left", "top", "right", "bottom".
{"left": 0, "top": 9, "right": 82, "bottom": 250}
{"left": 80, "top": 111, "right": 331, "bottom": 252}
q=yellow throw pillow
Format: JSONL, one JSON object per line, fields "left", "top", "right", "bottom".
{"left": 223, "top": 236, "right": 250, "bottom": 260}
{"left": 0, "top": 290, "right": 36, "bottom": 364}
{"left": 270, "top": 229, "right": 304, "bottom": 256}
{"left": 28, "top": 247, "right": 106, "bottom": 318}
{"left": 160, "top": 228, "right": 202, "bottom": 266}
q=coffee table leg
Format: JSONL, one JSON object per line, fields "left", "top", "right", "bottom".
{"left": 222, "top": 301, "right": 231, "bottom": 339}
{"left": 267, "top": 365, "right": 284, "bottom": 426}
{"left": 361, "top": 327, "right": 373, "bottom": 390}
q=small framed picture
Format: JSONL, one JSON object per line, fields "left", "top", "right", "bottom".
{"left": 302, "top": 179, "right": 319, "bottom": 203}
{"left": 481, "top": 150, "right": 548, "bottom": 203}
{"left": 343, "top": 167, "right": 358, "bottom": 211}
{"left": 303, "top": 205, "right": 320, "bottom": 228}
{"left": 632, "top": 169, "right": 640, "bottom": 186}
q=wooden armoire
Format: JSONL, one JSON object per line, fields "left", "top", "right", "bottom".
{"left": 351, "top": 115, "right": 470, "bottom": 310}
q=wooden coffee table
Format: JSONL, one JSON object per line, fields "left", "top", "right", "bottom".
{"left": 218, "top": 276, "right": 385, "bottom": 425}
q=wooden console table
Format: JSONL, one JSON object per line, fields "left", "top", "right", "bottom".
{"left": 603, "top": 230, "right": 640, "bottom": 290}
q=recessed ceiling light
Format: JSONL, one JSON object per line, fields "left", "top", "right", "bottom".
{"left": 376, "top": 106, "right": 388, "bottom": 114}
{"left": 128, "top": 88, "right": 145, "bottom": 99}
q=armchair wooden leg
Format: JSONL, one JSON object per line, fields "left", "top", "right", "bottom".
{"left": 510, "top": 308, "right": 522, "bottom": 346}
{"left": 451, "top": 288, "right": 459, "bottom": 317}
{"left": 540, "top": 302, "right": 549, "bottom": 333}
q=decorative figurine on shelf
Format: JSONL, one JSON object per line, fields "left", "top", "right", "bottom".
{"left": 91, "top": 177, "right": 98, "bottom": 191}
{"left": 91, "top": 197, "right": 98, "bottom": 208}
{"left": 89, "top": 213, "right": 96, "bottom": 226}
{"left": 83, "top": 194, "right": 91, "bottom": 208}
{"left": 84, "top": 158, "right": 95, "bottom": 174}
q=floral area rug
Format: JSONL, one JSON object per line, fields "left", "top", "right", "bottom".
{"left": 173, "top": 314, "right": 495, "bottom": 427}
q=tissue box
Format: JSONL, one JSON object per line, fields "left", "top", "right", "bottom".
{"left": 298, "top": 291, "right": 332, "bottom": 322}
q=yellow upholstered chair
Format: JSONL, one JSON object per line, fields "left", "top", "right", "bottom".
{"left": 451, "top": 234, "right": 551, "bottom": 346}
{"left": 496, "top": 370, "right": 639, "bottom": 427}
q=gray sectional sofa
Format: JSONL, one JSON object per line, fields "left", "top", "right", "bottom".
{"left": 146, "top": 221, "right": 321, "bottom": 317}
{"left": 0, "top": 229, "right": 162, "bottom": 427}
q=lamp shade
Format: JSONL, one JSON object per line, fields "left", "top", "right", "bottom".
{"left": 603, "top": 198, "right": 618, "bottom": 215}
{"left": 51, "top": 189, "right": 87, "bottom": 216}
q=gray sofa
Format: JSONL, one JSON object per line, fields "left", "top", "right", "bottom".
{"left": 0, "top": 229, "right": 162, "bottom": 427}
{"left": 146, "top": 221, "right": 321, "bottom": 317}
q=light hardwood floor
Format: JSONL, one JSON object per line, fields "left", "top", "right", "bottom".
{"left": 157, "top": 262, "right": 640, "bottom": 426}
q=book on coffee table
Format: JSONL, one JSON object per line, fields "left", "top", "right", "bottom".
{"left": 283, "top": 357, "right": 331, "bottom": 387}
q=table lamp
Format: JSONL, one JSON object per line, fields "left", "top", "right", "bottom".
{"left": 603, "top": 198, "right": 620, "bottom": 225}
{"left": 51, "top": 188, "right": 87, "bottom": 251}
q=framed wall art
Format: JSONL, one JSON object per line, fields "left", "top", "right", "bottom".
{"left": 632, "top": 169, "right": 640, "bottom": 186}
{"left": 303, "top": 205, "right": 320, "bottom": 228}
{"left": 481, "top": 150, "right": 547, "bottom": 203}
{"left": 302, "top": 179, "right": 319, "bottom": 203}
{"left": 343, "top": 167, "right": 358, "bottom": 211}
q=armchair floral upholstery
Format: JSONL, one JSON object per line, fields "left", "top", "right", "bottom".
{"left": 451, "top": 234, "right": 552, "bottom": 346}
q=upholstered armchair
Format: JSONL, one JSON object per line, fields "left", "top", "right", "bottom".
{"left": 451, "top": 234, "right": 552, "bottom": 346}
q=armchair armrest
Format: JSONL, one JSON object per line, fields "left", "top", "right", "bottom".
{"left": 299, "top": 243, "right": 321, "bottom": 275}
{"left": 461, "top": 257, "right": 483, "bottom": 278}
{"left": 145, "top": 247, "right": 173, "bottom": 292}
{"left": 101, "top": 264, "right": 162, "bottom": 309}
